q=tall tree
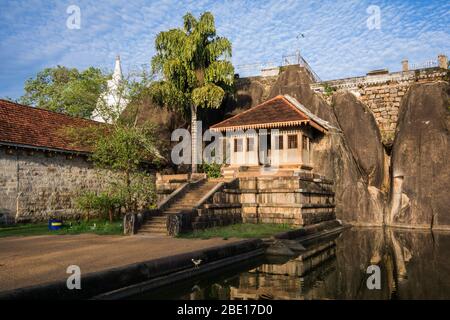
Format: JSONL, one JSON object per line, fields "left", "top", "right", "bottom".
{"left": 150, "top": 11, "right": 234, "bottom": 173}
{"left": 67, "top": 74, "right": 164, "bottom": 215}
{"left": 20, "top": 66, "right": 108, "bottom": 118}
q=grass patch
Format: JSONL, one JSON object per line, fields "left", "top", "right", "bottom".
{"left": 178, "top": 223, "right": 296, "bottom": 240}
{"left": 0, "top": 220, "right": 123, "bottom": 238}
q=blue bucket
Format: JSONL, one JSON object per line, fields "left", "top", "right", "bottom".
{"left": 48, "top": 219, "right": 63, "bottom": 230}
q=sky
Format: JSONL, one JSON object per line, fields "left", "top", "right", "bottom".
{"left": 0, "top": 0, "right": 449, "bottom": 100}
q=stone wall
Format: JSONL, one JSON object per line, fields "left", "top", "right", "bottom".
{"left": 0, "top": 147, "right": 117, "bottom": 223}
{"left": 205, "top": 174, "right": 335, "bottom": 226}
{"left": 235, "top": 65, "right": 448, "bottom": 142}
{"left": 310, "top": 67, "right": 448, "bottom": 140}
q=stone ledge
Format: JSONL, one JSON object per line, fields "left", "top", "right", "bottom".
{"left": 241, "top": 203, "right": 335, "bottom": 208}
{"left": 203, "top": 203, "right": 242, "bottom": 209}
{"left": 274, "top": 220, "right": 343, "bottom": 240}
{"left": 223, "top": 188, "right": 335, "bottom": 195}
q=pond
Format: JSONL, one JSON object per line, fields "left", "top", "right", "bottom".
{"left": 132, "top": 227, "right": 450, "bottom": 300}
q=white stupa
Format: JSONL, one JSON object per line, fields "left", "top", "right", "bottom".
{"left": 92, "top": 55, "right": 128, "bottom": 123}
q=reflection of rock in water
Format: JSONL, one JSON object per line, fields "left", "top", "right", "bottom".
{"left": 229, "top": 240, "right": 337, "bottom": 300}
{"left": 389, "top": 229, "right": 450, "bottom": 299}
{"left": 324, "top": 227, "right": 450, "bottom": 300}
{"left": 138, "top": 228, "right": 450, "bottom": 300}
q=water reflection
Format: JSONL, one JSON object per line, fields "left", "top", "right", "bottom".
{"left": 134, "top": 227, "right": 450, "bottom": 300}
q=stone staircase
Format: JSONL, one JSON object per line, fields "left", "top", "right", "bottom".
{"left": 138, "top": 180, "right": 218, "bottom": 235}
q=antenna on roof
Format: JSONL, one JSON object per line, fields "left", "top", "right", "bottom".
{"left": 295, "top": 33, "right": 305, "bottom": 64}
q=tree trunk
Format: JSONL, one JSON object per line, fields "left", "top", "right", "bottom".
{"left": 126, "top": 170, "right": 131, "bottom": 212}
{"left": 191, "top": 104, "right": 198, "bottom": 173}
{"left": 109, "top": 208, "right": 113, "bottom": 223}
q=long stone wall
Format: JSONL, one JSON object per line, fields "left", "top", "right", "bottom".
{"left": 0, "top": 147, "right": 117, "bottom": 223}
{"left": 310, "top": 67, "right": 448, "bottom": 140}
{"left": 234, "top": 65, "right": 448, "bottom": 142}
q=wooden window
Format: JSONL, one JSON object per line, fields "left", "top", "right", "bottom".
{"left": 274, "top": 135, "right": 284, "bottom": 150}
{"left": 302, "top": 135, "right": 309, "bottom": 150}
{"left": 234, "top": 138, "right": 243, "bottom": 152}
{"left": 246, "top": 137, "right": 254, "bottom": 152}
{"left": 288, "top": 135, "right": 298, "bottom": 149}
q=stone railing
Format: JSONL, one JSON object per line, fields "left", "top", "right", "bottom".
{"left": 155, "top": 173, "right": 206, "bottom": 202}
{"left": 124, "top": 178, "right": 206, "bottom": 235}
{"left": 123, "top": 208, "right": 159, "bottom": 235}
{"left": 166, "top": 179, "right": 241, "bottom": 236}
{"left": 310, "top": 67, "right": 448, "bottom": 94}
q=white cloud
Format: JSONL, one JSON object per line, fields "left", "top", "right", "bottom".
{"left": 0, "top": 0, "right": 449, "bottom": 98}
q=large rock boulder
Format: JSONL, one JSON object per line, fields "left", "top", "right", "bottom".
{"left": 389, "top": 82, "right": 450, "bottom": 229}
{"left": 268, "top": 65, "right": 385, "bottom": 225}
{"left": 234, "top": 78, "right": 266, "bottom": 109}
{"left": 268, "top": 65, "right": 336, "bottom": 124}
{"left": 332, "top": 92, "right": 385, "bottom": 188}
{"left": 313, "top": 130, "right": 385, "bottom": 225}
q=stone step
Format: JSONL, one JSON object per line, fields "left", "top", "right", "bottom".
{"left": 139, "top": 225, "right": 167, "bottom": 233}
{"left": 159, "top": 180, "right": 218, "bottom": 219}
{"left": 165, "top": 207, "right": 194, "bottom": 212}
{"left": 163, "top": 210, "right": 185, "bottom": 215}
{"left": 168, "top": 201, "right": 199, "bottom": 206}
{"left": 165, "top": 204, "right": 197, "bottom": 211}
{"left": 147, "top": 216, "right": 167, "bottom": 221}
{"left": 176, "top": 197, "right": 203, "bottom": 200}
{"left": 143, "top": 220, "right": 166, "bottom": 227}
{"left": 139, "top": 230, "right": 166, "bottom": 235}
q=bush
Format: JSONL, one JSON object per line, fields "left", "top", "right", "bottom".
{"left": 75, "top": 191, "right": 124, "bottom": 222}
{"left": 75, "top": 191, "right": 98, "bottom": 221}
{"left": 200, "top": 162, "right": 222, "bottom": 178}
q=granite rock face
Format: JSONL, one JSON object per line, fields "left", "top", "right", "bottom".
{"left": 266, "top": 66, "right": 385, "bottom": 225}
{"left": 312, "top": 130, "right": 385, "bottom": 225}
{"left": 268, "top": 65, "right": 336, "bottom": 124}
{"left": 389, "top": 82, "right": 450, "bottom": 229}
{"left": 234, "top": 79, "right": 266, "bottom": 109}
{"left": 332, "top": 92, "right": 385, "bottom": 188}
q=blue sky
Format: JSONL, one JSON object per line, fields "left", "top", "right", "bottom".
{"left": 0, "top": 0, "right": 449, "bottom": 99}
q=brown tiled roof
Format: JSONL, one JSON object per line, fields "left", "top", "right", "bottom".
{"left": 0, "top": 99, "right": 103, "bottom": 153}
{"left": 210, "top": 95, "right": 327, "bottom": 132}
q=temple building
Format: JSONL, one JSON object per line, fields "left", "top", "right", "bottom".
{"left": 92, "top": 55, "right": 128, "bottom": 123}
{"left": 210, "top": 95, "right": 334, "bottom": 177}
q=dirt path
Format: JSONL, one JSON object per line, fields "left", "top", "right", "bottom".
{"left": 0, "top": 234, "right": 239, "bottom": 292}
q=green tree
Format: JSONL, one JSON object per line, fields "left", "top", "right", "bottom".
{"left": 75, "top": 191, "right": 98, "bottom": 221}
{"left": 150, "top": 11, "right": 234, "bottom": 173}
{"left": 20, "top": 66, "right": 108, "bottom": 118}
{"left": 65, "top": 67, "right": 162, "bottom": 216}
{"left": 90, "top": 123, "right": 161, "bottom": 212}
{"left": 75, "top": 191, "right": 124, "bottom": 222}
{"left": 70, "top": 122, "right": 161, "bottom": 215}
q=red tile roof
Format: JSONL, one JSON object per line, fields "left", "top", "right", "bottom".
{"left": 210, "top": 95, "right": 327, "bottom": 132}
{"left": 0, "top": 99, "right": 103, "bottom": 153}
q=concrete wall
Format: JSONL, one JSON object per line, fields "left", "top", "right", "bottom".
{"left": 0, "top": 148, "right": 116, "bottom": 223}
